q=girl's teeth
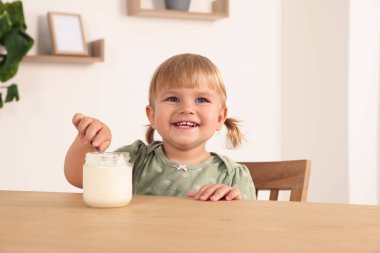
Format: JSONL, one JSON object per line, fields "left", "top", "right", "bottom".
{"left": 175, "top": 121, "right": 197, "bottom": 127}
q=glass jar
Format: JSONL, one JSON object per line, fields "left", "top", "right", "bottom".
{"left": 83, "top": 152, "right": 132, "bottom": 208}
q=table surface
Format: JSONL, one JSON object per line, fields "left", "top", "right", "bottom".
{"left": 0, "top": 190, "right": 379, "bottom": 253}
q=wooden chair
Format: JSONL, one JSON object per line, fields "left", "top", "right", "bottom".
{"left": 240, "top": 160, "right": 311, "bottom": 202}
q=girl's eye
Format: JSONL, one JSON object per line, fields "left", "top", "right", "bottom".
{"left": 166, "top": 97, "right": 179, "bottom": 103}
{"left": 195, "top": 97, "right": 209, "bottom": 103}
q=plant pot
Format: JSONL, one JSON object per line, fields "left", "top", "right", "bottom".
{"left": 164, "top": 0, "right": 191, "bottom": 11}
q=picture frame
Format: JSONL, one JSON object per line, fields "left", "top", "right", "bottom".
{"left": 47, "top": 12, "right": 88, "bottom": 56}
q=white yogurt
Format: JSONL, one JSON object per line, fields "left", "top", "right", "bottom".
{"left": 83, "top": 152, "right": 132, "bottom": 208}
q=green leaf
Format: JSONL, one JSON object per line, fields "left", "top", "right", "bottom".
{"left": 0, "top": 11, "right": 12, "bottom": 39}
{"left": 5, "top": 83, "right": 19, "bottom": 102}
{"left": 0, "top": 0, "right": 34, "bottom": 82}
{"left": 0, "top": 1, "right": 26, "bottom": 42}
{"left": 0, "top": 27, "right": 34, "bottom": 81}
{"left": 0, "top": 92, "right": 3, "bottom": 108}
{"left": 3, "top": 1, "right": 26, "bottom": 29}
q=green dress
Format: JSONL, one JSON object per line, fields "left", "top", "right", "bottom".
{"left": 115, "top": 140, "right": 256, "bottom": 200}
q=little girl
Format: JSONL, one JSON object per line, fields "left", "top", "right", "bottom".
{"left": 64, "top": 53, "right": 256, "bottom": 201}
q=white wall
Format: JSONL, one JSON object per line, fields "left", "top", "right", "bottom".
{"left": 282, "top": 0, "right": 380, "bottom": 204}
{"left": 282, "top": 0, "right": 350, "bottom": 203}
{"left": 348, "top": 0, "right": 380, "bottom": 205}
{"left": 0, "top": 0, "right": 282, "bottom": 193}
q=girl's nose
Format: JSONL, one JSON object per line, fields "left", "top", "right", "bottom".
{"left": 178, "top": 103, "right": 195, "bottom": 115}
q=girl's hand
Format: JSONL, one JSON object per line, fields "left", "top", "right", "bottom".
{"left": 72, "top": 113, "right": 112, "bottom": 152}
{"left": 187, "top": 184, "right": 242, "bottom": 201}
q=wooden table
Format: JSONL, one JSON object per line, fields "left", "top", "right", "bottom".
{"left": 0, "top": 191, "right": 379, "bottom": 253}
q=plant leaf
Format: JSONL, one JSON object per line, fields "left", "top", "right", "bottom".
{"left": 0, "top": 10, "right": 12, "bottom": 39}
{"left": 0, "top": 27, "right": 34, "bottom": 81}
{"left": 3, "top": 1, "right": 26, "bottom": 29}
{"left": 5, "top": 83, "right": 19, "bottom": 102}
{"left": 0, "top": 0, "right": 33, "bottom": 82}
{"left": 0, "top": 92, "right": 3, "bottom": 108}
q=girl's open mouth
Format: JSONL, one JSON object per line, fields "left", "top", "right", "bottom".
{"left": 172, "top": 121, "right": 199, "bottom": 128}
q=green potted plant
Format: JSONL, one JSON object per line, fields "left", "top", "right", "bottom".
{"left": 0, "top": 0, "right": 34, "bottom": 108}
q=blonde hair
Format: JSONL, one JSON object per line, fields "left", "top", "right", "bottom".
{"left": 146, "top": 53, "right": 243, "bottom": 148}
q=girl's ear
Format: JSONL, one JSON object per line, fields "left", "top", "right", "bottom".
{"left": 217, "top": 107, "right": 227, "bottom": 130}
{"left": 146, "top": 105, "right": 155, "bottom": 129}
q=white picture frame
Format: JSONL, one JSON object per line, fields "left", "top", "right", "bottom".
{"left": 47, "top": 12, "right": 88, "bottom": 56}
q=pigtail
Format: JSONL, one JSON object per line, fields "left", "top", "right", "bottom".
{"left": 224, "top": 117, "right": 244, "bottom": 148}
{"left": 145, "top": 125, "right": 155, "bottom": 144}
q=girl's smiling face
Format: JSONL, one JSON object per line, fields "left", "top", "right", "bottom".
{"left": 146, "top": 87, "right": 227, "bottom": 152}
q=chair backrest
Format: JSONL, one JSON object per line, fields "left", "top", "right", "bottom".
{"left": 240, "top": 160, "right": 311, "bottom": 202}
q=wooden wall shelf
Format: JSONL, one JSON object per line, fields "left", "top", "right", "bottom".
{"left": 127, "top": 0, "right": 229, "bottom": 20}
{"left": 23, "top": 39, "right": 105, "bottom": 64}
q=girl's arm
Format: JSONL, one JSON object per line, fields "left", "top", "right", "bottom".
{"left": 64, "top": 135, "right": 95, "bottom": 188}
{"left": 64, "top": 113, "right": 112, "bottom": 188}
